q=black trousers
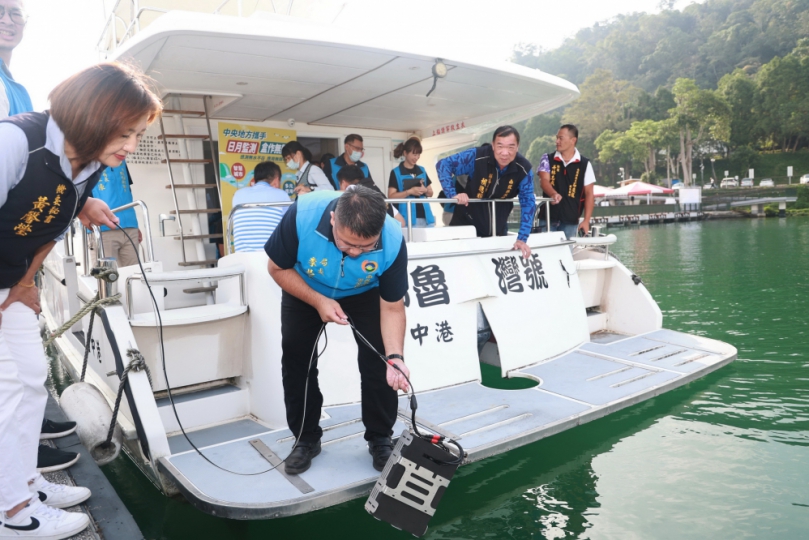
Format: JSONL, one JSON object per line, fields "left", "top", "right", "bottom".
{"left": 280, "top": 288, "right": 398, "bottom": 444}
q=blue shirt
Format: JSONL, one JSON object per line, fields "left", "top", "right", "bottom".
{"left": 92, "top": 162, "right": 138, "bottom": 231}
{"left": 265, "top": 196, "right": 408, "bottom": 302}
{"left": 232, "top": 182, "right": 291, "bottom": 252}
{"left": 436, "top": 148, "right": 536, "bottom": 242}
{"left": 0, "top": 58, "right": 33, "bottom": 117}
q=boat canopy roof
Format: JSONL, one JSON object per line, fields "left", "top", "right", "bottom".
{"left": 110, "top": 10, "right": 579, "bottom": 139}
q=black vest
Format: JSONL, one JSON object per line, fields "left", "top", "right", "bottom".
{"left": 0, "top": 112, "right": 101, "bottom": 288}
{"left": 544, "top": 152, "right": 590, "bottom": 225}
{"left": 451, "top": 144, "right": 532, "bottom": 237}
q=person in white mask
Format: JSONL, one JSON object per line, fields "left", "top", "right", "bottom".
{"left": 322, "top": 134, "right": 375, "bottom": 191}
{"left": 281, "top": 141, "right": 333, "bottom": 196}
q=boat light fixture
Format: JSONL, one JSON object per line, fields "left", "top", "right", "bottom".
{"left": 426, "top": 58, "right": 447, "bottom": 97}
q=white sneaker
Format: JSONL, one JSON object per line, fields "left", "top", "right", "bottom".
{"left": 29, "top": 474, "right": 91, "bottom": 509}
{"left": 0, "top": 498, "right": 89, "bottom": 539}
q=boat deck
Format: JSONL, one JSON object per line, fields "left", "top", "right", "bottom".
{"left": 158, "top": 329, "right": 736, "bottom": 519}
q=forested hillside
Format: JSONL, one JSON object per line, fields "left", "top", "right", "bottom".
{"left": 508, "top": 0, "right": 809, "bottom": 185}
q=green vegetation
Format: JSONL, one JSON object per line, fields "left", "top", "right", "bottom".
{"left": 509, "top": 0, "right": 809, "bottom": 186}
{"left": 794, "top": 185, "right": 809, "bottom": 209}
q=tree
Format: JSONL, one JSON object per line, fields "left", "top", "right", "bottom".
{"left": 562, "top": 70, "right": 641, "bottom": 159}
{"left": 594, "top": 130, "right": 641, "bottom": 180}
{"left": 729, "top": 145, "right": 760, "bottom": 176}
{"left": 670, "top": 78, "right": 731, "bottom": 185}
{"left": 717, "top": 69, "right": 758, "bottom": 151}
{"left": 521, "top": 112, "right": 562, "bottom": 155}
{"left": 526, "top": 135, "right": 556, "bottom": 170}
{"left": 625, "top": 120, "right": 663, "bottom": 178}
{"left": 755, "top": 41, "right": 809, "bottom": 151}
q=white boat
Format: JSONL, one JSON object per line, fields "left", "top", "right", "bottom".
{"left": 40, "top": 2, "right": 736, "bottom": 520}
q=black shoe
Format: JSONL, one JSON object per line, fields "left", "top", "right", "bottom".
{"left": 284, "top": 440, "right": 321, "bottom": 475}
{"left": 37, "top": 444, "right": 80, "bottom": 473}
{"left": 368, "top": 438, "right": 394, "bottom": 472}
{"left": 41, "top": 418, "right": 78, "bottom": 440}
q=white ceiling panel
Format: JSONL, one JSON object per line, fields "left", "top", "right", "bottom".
{"left": 170, "top": 35, "right": 395, "bottom": 70}
{"left": 117, "top": 10, "right": 580, "bottom": 136}
{"left": 153, "top": 70, "right": 330, "bottom": 99}
{"left": 153, "top": 44, "right": 369, "bottom": 86}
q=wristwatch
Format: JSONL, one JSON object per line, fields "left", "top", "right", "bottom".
{"left": 386, "top": 354, "right": 404, "bottom": 362}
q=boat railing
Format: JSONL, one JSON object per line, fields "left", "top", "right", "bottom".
{"left": 97, "top": 0, "right": 267, "bottom": 55}
{"left": 224, "top": 196, "right": 553, "bottom": 255}
{"left": 66, "top": 200, "right": 154, "bottom": 276}
{"left": 125, "top": 265, "right": 247, "bottom": 317}
{"left": 109, "top": 200, "right": 155, "bottom": 263}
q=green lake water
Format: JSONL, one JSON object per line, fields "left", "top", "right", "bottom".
{"left": 50, "top": 218, "right": 809, "bottom": 539}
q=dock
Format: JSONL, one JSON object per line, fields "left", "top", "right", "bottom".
{"left": 42, "top": 393, "right": 144, "bottom": 540}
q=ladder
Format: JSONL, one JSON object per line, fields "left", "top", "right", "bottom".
{"left": 158, "top": 94, "right": 223, "bottom": 267}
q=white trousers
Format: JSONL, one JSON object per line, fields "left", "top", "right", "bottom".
{"left": 0, "top": 289, "right": 48, "bottom": 511}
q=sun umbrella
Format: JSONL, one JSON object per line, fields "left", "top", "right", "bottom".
{"left": 607, "top": 181, "right": 674, "bottom": 197}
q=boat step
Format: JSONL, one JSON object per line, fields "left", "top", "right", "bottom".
{"left": 183, "top": 286, "right": 217, "bottom": 294}
{"left": 170, "top": 209, "right": 221, "bottom": 214}
{"left": 157, "top": 385, "right": 249, "bottom": 436}
{"left": 166, "top": 184, "right": 218, "bottom": 189}
{"left": 157, "top": 329, "right": 736, "bottom": 520}
{"left": 177, "top": 260, "right": 219, "bottom": 267}
{"left": 162, "top": 109, "right": 204, "bottom": 116}
{"left": 161, "top": 159, "right": 213, "bottom": 164}
{"left": 174, "top": 234, "right": 223, "bottom": 240}
{"left": 158, "top": 134, "right": 210, "bottom": 140}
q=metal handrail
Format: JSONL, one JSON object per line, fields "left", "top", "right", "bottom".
{"left": 89, "top": 225, "right": 106, "bottom": 259}
{"left": 109, "top": 200, "right": 155, "bottom": 263}
{"left": 98, "top": 0, "right": 243, "bottom": 54}
{"left": 224, "top": 196, "right": 553, "bottom": 255}
{"left": 125, "top": 265, "right": 246, "bottom": 317}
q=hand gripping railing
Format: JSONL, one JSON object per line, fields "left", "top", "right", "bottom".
{"left": 224, "top": 197, "right": 553, "bottom": 254}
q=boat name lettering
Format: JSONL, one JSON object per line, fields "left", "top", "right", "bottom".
{"left": 410, "top": 265, "right": 450, "bottom": 307}
{"left": 410, "top": 319, "right": 454, "bottom": 346}
{"left": 492, "top": 254, "right": 549, "bottom": 295}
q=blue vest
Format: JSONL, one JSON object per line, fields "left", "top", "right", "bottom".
{"left": 329, "top": 157, "right": 370, "bottom": 190}
{"left": 1, "top": 59, "right": 33, "bottom": 116}
{"left": 92, "top": 162, "right": 138, "bottom": 231}
{"left": 295, "top": 191, "right": 403, "bottom": 299}
{"left": 393, "top": 165, "right": 435, "bottom": 225}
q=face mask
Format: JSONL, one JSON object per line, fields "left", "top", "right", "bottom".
{"left": 286, "top": 159, "right": 300, "bottom": 171}
{"left": 349, "top": 151, "right": 363, "bottom": 162}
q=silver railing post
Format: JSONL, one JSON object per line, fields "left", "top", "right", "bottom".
{"left": 79, "top": 219, "right": 90, "bottom": 276}
{"left": 64, "top": 221, "right": 74, "bottom": 257}
{"left": 109, "top": 200, "right": 154, "bottom": 263}
{"left": 90, "top": 225, "right": 106, "bottom": 260}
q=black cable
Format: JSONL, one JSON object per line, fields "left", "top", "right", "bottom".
{"left": 116, "top": 223, "right": 325, "bottom": 475}
{"left": 119, "top": 223, "right": 462, "bottom": 468}
{"left": 345, "top": 315, "right": 465, "bottom": 465}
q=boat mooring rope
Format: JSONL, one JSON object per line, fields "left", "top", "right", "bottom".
{"left": 103, "top": 349, "right": 152, "bottom": 448}
{"left": 42, "top": 291, "right": 122, "bottom": 349}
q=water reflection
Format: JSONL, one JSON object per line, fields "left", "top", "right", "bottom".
{"left": 43, "top": 219, "right": 809, "bottom": 540}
